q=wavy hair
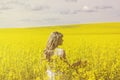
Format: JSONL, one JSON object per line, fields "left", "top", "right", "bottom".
{"left": 44, "top": 31, "right": 63, "bottom": 61}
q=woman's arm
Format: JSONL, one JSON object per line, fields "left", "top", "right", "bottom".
{"left": 59, "top": 49, "right": 71, "bottom": 67}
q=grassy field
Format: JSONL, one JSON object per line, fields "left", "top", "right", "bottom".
{"left": 0, "top": 22, "right": 120, "bottom": 80}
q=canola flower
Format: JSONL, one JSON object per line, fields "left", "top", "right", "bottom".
{"left": 0, "top": 23, "right": 120, "bottom": 80}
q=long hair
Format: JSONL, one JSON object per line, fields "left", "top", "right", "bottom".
{"left": 44, "top": 31, "right": 63, "bottom": 61}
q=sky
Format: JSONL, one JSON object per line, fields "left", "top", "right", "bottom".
{"left": 0, "top": 0, "right": 120, "bottom": 28}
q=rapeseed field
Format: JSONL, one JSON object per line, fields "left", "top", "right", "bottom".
{"left": 0, "top": 23, "right": 120, "bottom": 80}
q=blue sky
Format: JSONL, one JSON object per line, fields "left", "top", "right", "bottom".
{"left": 0, "top": 0, "right": 120, "bottom": 28}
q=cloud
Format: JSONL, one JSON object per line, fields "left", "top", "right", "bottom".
{"left": 59, "top": 6, "right": 97, "bottom": 15}
{"left": 19, "top": 17, "right": 61, "bottom": 27}
{"left": 65, "top": 0, "right": 78, "bottom": 2}
{"left": 44, "top": 18, "right": 61, "bottom": 22}
{"left": 31, "top": 5, "right": 50, "bottom": 11}
{"left": 0, "top": 0, "right": 51, "bottom": 12}
{"left": 0, "top": 3, "right": 11, "bottom": 10}
{"left": 6, "top": 1, "right": 26, "bottom": 6}
{"left": 81, "top": 6, "right": 97, "bottom": 12}
{"left": 0, "top": 1, "right": 29, "bottom": 11}
{"left": 94, "top": 6, "right": 113, "bottom": 10}
{"left": 20, "top": 18, "right": 42, "bottom": 23}
{"left": 0, "top": 7, "right": 11, "bottom": 10}
{"left": 72, "top": 5, "right": 113, "bottom": 14}
{"left": 59, "top": 9, "right": 71, "bottom": 15}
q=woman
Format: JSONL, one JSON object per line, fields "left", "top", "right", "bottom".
{"left": 43, "top": 31, "right": 70, "bottom": 80}
{"left": 41, "top": 31, "right": 87, "bottom": 80}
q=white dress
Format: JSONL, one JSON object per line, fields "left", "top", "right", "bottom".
{"left": 46, "top": 48, "right": 65, "bottom": 80}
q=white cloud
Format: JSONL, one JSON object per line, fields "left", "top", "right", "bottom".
{"left": 82, "top": 6, "right": 89, "bottom": 10}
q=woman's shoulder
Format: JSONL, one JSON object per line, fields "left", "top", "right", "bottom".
{"left": 54, "top": 48, "right": 65, "bottom": 56}
{"left": 55, "top": 48, "right": 64, "bottom": 51}
{"left": 55, "top": 48, "right": 65, "bottom": 53}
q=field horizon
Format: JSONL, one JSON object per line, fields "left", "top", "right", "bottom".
{"left": 0, "top": 22, "right": 120, "bottom": 33}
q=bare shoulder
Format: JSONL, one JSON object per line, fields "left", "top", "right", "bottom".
{"left": 55, "top": 48, "right": 65, "bottom": 51}
{"left": 55, "top": 48, "right": 65, "bottom": 57}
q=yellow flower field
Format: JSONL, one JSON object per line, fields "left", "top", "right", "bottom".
{"left": 0, "top": 23, "right": 120, "bottom": 80}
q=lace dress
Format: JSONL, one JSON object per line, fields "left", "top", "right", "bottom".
{"left": 46, "top": 48, "right": 66, "bottom": 80}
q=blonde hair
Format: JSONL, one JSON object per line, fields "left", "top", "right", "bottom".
{"left": 44, "top": 31, "right": 63, "bottom": 61}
